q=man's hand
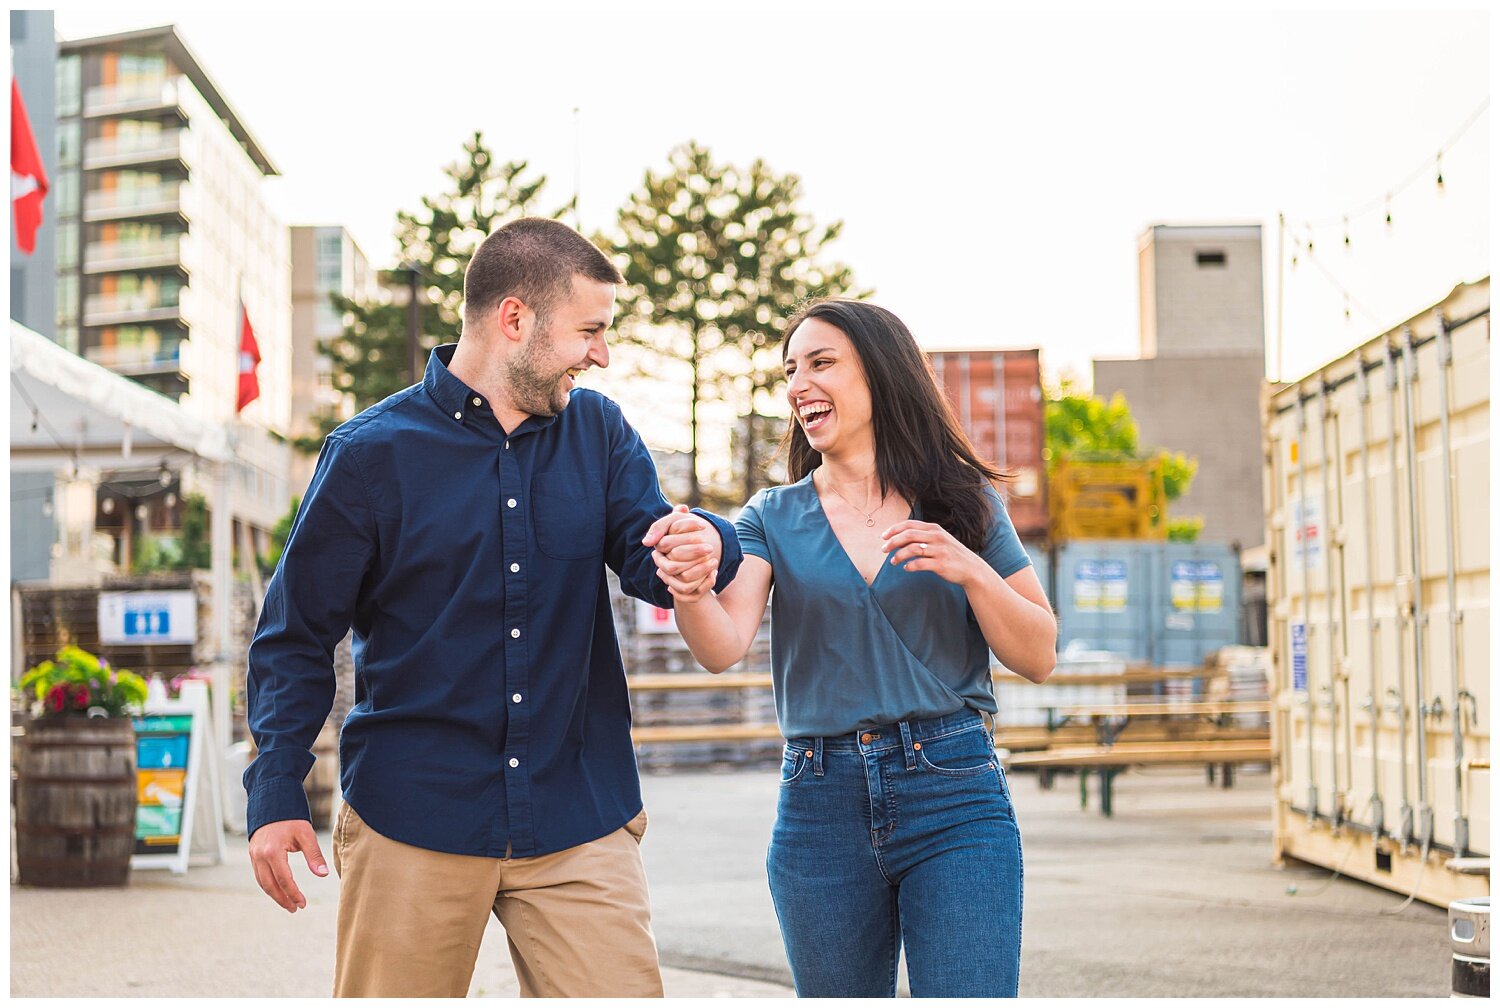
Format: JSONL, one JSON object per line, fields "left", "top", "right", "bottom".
{"left": 644, "top": 504, "right": 720, "bottom": 601}
{"left": 248, "top": 818, "right": 328, "bottom": 913}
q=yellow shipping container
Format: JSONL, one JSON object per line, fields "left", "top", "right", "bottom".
{"left": 1263, "top": 277, "right": 1489, "bottom": 907}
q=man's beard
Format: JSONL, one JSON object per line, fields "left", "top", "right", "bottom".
{"left": 505, "top": 321, "right": 573, "bottom": 417}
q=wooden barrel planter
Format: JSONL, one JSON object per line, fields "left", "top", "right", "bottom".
{"left": 16, "top": 716, "right": 137, "bottom": 887}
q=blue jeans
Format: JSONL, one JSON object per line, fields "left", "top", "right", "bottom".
{"left": 766, "top": 709, "right": 1023, "bottom": 997}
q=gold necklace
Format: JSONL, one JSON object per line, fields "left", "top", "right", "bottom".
{"left": 821, "top": 473, "right": 885, "bottom": 527}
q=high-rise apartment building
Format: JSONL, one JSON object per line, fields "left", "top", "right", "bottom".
{"left": 56, "top": 25, "right": 291, "bottom": 436}
{"left": 1093, "top": 224, "right": 1267, "bottom": 549}
{"left": 288, "top": 225, "right": 380, "bottom": 493}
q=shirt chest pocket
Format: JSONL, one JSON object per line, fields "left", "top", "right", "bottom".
{"left": 532, "top": 470, "right": 605, "bottom": 560}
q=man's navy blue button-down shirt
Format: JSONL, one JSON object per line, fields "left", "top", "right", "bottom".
{"left": 244, "top": 344, "right": 742, "bottom": 858}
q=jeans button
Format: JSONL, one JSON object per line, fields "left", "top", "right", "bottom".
{"left": 860, "top": 733, "right": 874, "bottom": 744}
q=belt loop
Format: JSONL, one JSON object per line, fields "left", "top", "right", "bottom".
{"left": 981, "top": 709, "right": 996, "bottom": 738}
{"left": 898, "top": 721, "right": 917, "bottom": 770}
{"left": 813, "top": 737, "right": 825, "bottom": 777}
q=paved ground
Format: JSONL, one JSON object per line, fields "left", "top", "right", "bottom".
{"left": 11, "top": 765, "right": 1455, "bottom": 997}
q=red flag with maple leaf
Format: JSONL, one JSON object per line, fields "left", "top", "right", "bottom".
{"left": 11, "top": 77, "right": 50, "bottom": 255}
{"left": 236, "top": 300, "right": 262, "bottom": 412}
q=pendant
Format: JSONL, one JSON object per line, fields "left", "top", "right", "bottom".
{"left": 865, "top": 517, "right": 875, "bottom": 527}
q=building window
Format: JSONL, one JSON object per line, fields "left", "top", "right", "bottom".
{"left": 1195, "top": 250, "right": 1227, "bottom": 267}
{"left": 57, "top": 221, "right": 79, "bottom": 269}
{"left": 56, "top": 324, "right": 79, "bottom": 354}
{"left": 57, "top": 120, "right": 81, "bottom": 167}
{"left": 56, "top": 55, "right": 81, "bottom": 117}
{"left": 57, "top": 275, "right": 79, "bottom": 322}
{"left": 54, "top": 169, "right": 80, "bottom": 218}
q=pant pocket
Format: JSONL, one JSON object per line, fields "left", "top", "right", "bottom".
{"left": 623, "top": 808, "right": 648, "bottom": 844}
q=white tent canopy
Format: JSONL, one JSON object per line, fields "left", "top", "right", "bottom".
{"left": 10, "top": 320, "right": 232, "bottom": 470}
{"left": 10, "top": 319, "right": 239, "bottom": 771}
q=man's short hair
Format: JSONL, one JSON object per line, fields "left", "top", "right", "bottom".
{"left": 462, "top": 217, "right": 624, "bottom": 330}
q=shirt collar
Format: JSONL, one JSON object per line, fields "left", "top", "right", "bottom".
{"left": 423, "top": 342, "right": 560, "bottom": 433}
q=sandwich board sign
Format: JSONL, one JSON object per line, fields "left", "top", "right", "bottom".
{"left": 131, "top": 681, "right": 226, "bottom": 873}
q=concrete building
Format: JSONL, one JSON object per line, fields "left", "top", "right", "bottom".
{"left": 9, "top": 10, "right": 57, "bottom": 340}
{"left": 56, "top": 24, "right": 291, "bottom": 435}
{"left": 42, "top": 24, "right": 293, "bottom": 575}
{"left": 287, "top": 226, "right": 380, "bottom": 494}
{"left": 1093, "top": 224, "right": 1266, "bottom": 548}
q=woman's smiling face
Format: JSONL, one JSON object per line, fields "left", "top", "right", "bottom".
{"left": 784, "top": 316, "right": 873, "bottom": 458}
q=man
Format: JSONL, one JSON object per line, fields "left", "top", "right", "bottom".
{"left": 244, "top": 217, "right": 741, "bottom": 997}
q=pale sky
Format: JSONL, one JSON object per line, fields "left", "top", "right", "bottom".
{"left": 50, "top": 4, "right": 1490, "bottom": 466}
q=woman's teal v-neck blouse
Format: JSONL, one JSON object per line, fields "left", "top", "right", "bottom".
{"left": 734, "top": 474, "right": 1032, "bottom": 738}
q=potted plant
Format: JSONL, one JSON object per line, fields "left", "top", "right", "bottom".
{"left": 15, "top": 647, "right": 149, "bottom": 887}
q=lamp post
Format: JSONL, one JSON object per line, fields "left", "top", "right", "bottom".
{"left": 383, "top": 262, "right": 423, "bottom": 386}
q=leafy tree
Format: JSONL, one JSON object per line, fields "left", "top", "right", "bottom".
{"left": 176, "top": 493, "right": 211, "bottom": 570}
{"left": 259, "top": 495, "right": 300, "bottom": 576}
{"left": 297, "top": 133, "right": 565, "bottom": 449}
{"left": 608, "top": 142, "right": 864, "bottom": 505}
{"left": 1044, "top": 378, "right": 1199, "bottom": 512}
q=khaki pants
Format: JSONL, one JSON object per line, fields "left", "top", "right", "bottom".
{"left": 331, "top": 802, "right": 663, "bottom": 998}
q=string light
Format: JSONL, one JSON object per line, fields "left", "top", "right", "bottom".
{"left": 1289, "top": 97, "right": 1487, "bottom": 236}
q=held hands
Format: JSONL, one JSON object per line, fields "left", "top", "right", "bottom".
{"left": 643, "top": 504, "right": 720, "bottom": 602}
{"left": 248, "top": 818, "right": 328, "bottom": 913}
{"left": 881, "top": 519, "right": 988, "bottom": 588}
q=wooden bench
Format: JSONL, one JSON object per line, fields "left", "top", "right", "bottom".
{"left": 1044, "top": 701, "right": 1270, "bottom": 744}
{"left": 1004, "top": 740, "right": 1273, "bottom": 816}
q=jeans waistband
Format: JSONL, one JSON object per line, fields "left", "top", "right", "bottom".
{"left": 788, "top": 708, "right": 989, "bottom": 754}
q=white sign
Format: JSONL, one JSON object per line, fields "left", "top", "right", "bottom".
{"left": 635, "top": 600, "right": 678, "bottom": 634}
{"left": 99, "top": 591, "right": 197, "bottom": 645}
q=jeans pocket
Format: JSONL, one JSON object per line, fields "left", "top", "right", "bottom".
{"left": 915, "top": 726, "right": 995, "bottom": 777}
{"left": 780, "top": 745, "right": 810, "bottom": 784}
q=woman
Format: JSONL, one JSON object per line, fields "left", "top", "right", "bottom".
{"left": 651, "top": 299, "right": 1057, "bottom": 997}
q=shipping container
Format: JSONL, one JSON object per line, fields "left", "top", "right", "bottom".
{"left": 1055, "top": 540, "right": 1157, "bottom": 661}
{"left": 1264, "top": 277, "right": 1489, "bottom": 907}
{"left": 1155, "top": 542, "right": 1244, "bottom": 667}
{"left": 1054, "top": 540, "right": 1241, "bottom": 668}
{"left": 929, "top": 349, "right": 1048, "bottom": 540}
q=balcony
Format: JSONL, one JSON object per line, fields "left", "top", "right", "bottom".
{"left": 83, "top": 182, "right": 193, "bottom": 224}
{"left": 83, "top": 234, "right": 190, "bottom": 275}
{"left": 82, "top": 289, "right": 190, "bottom": 328}
{"left": 83, "top": 79, "right": 182, "bottom": 119}
{"left": 84, "top": 339, "right": 186, "bottom": 379}
{"left": 83, "top": 129, "right": 187, "bottom": 171}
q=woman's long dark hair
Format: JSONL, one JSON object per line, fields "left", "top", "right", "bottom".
{"left": 779, "top": 298, "right": 1011, "bottom": 553}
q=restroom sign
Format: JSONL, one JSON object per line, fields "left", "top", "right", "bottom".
{"left": 99, "top": 591, "right": 197, "bottom": 645}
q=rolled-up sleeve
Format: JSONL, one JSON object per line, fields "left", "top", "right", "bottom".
{"left": 243, "top": 435, "right": 377, "bottom": 838}
{"left": 601, "top": 400, "right": 741, "bottom": 606}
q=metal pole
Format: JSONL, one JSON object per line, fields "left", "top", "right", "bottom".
{"left": 210, "top": 460, "right": 233, "bottom": 761}
{"left": 1317, "top": 381, "right": 1344, "bottom": 830}
{"left": 406, "top": 265, "right": 421, "bottom": 386}
{"left": 1275, "top": 212, "right": 1285, "bottom": 382}
{"left": 1354, "top": 362, "right": 1384, "bottom": 835}
{"left": 1432, "top": 310, "right": 1468, "bottom": 856}
{"left": 1398, "top": 326, "right": 1434, "bottom": 854}
{"left": 1382, "top": 338, "right": 1414, "bottom": 849}
{"left": 1295, "top": 394, "right": 1317, "bottom": 822}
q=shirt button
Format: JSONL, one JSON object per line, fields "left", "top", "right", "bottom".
{"left": 511, "top": 628, "right": 521, "bottom": 639}
{"left": 505, "top": 441, "right": 510, "bottom": 450}
{"left": 510, "top": 563, "right": 519, "bottom": 573}
{"left": 453, "top": 412, "right": 462, "bottom": 420}
{"left": 512, "top": 693, "right": 522, "bottom": 703}
{"left": 507, "top": 498, "right": 517, "bottom": 508}
{"left": 508, "top": 757, "right": 519, "bottom": 768}
{"left": 472, "top": 397, "right": 481, "bottom": 406}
